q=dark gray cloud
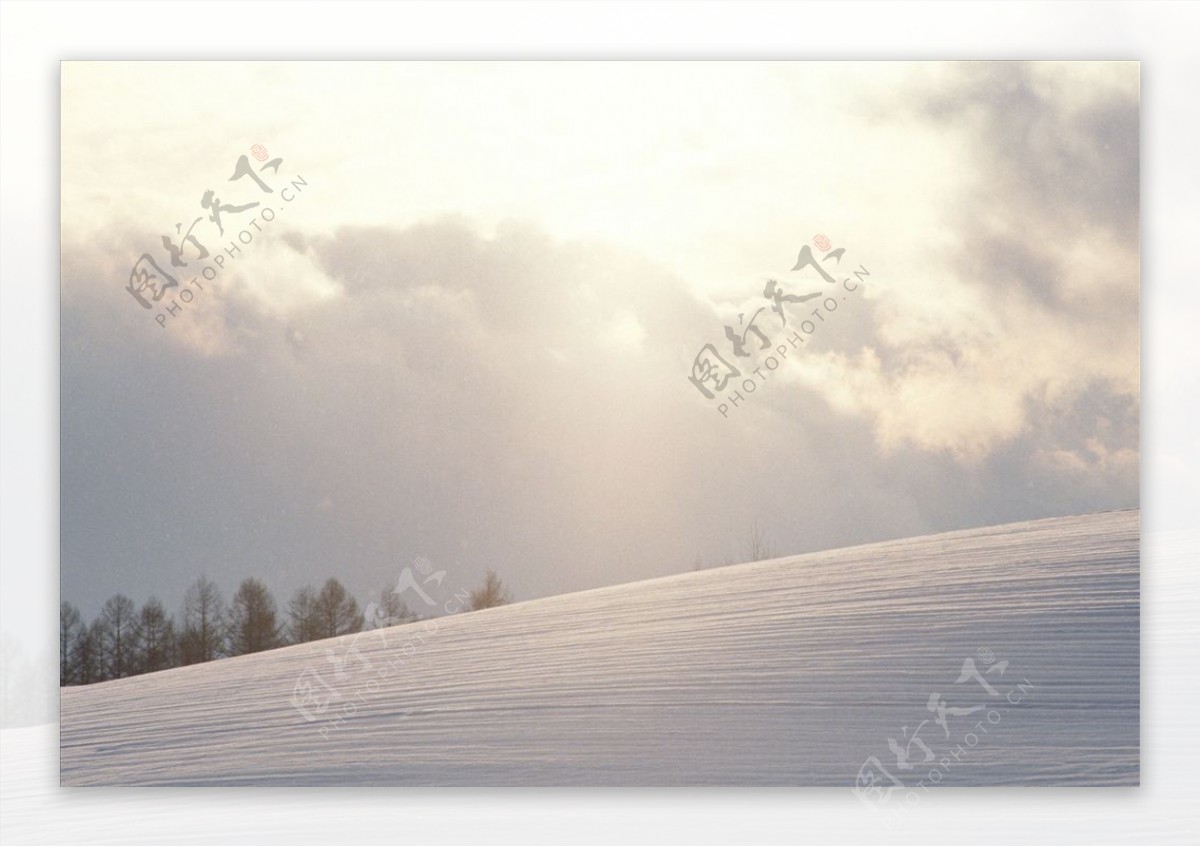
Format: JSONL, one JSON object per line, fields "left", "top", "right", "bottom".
{"left": 919, "top": 63, "right": 1138, "bottom": 307}
{"left": 784, "top": 63, "right": 1140, "bottom": 468}
{"left": 62, "top": 199, "right": 1137, "bottom": 620}
{"left": 59, "top": 64, "right": 1139, "bottom": 621}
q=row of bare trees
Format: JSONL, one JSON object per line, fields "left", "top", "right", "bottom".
{"left": 60, "top": 570, "right": 511, "bottom": 687}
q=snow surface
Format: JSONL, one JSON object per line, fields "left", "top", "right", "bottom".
{"left": 59, "top": 510, "right": 1138, "bottom": 786}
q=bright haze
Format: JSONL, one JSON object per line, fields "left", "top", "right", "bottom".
{"left": 60, "top": 62, "right": 1139, "bottom": 618}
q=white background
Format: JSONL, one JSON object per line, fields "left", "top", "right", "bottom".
{"left": 2, "top": 1, "right": 1198, "bottom": 844}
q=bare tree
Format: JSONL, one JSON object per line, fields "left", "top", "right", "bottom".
{"left": 136, "top": 597, "right": 176, "bottom": 674}
{"left": 287, "top": 585, "right": 322, "bottom": 644}
{"left": 466, "top": 570, "right": 512, "bottom": 611}
{"left": 371, "top": 583, "right": 420, "bottom": 628}
{"left": 748, "top": 521, "right": 774, "bottom": 562}
{"left": 313, "top": 578, "right": 364, "bottom": 638}
{"left": 98, "top": 594, "right": 137, "bottom": 679}
{"left": 74, "top": 620, "right": 103, "bottom": 684}
{"left": 180, "top": 576, "right": 226, "bottom": 664}
{"left": 228, "top": 578, "right": 281, "bottom": 655}
{"left": 60, "top": 601, "right": 82, "bottom": 685}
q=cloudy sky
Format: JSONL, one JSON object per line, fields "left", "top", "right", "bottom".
{"left": 60, "top": 61, "right": 1139, "bottom": 618}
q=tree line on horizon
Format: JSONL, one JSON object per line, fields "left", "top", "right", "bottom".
{"left": 60, "top": 570, "right": 512, "bottom": 687}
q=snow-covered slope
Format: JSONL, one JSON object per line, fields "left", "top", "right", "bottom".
{"left": 59, "top": 510, "right": 1138, "bottom": 787}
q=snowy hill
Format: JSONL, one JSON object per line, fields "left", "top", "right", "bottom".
{"left": 59, "top": 510, "right": 1139, "bottom": 787}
